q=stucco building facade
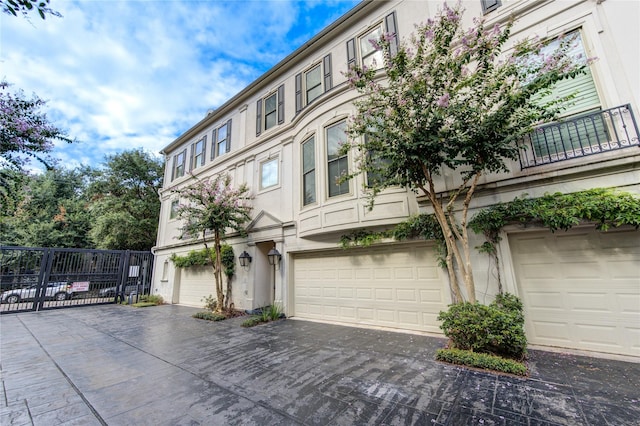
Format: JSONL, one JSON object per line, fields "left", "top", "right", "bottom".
{"left": 152, "top": 0, "right": 640, "bottom": 359}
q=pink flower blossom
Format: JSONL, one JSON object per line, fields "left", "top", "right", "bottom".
{"left": 436, "top": 93, "right": 450, "bottom": 108}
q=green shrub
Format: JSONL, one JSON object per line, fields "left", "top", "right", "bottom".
{"left": 241, "top": 316, "right": 264, "bottom": 328}
{"left": 437, "top": 293, "right": 527, "bottom": 359}
{"left": 436, "top": 348, "right": 528, "bottom": 376}
{"left": 138, "top": 294, "right": 164, "bottom": 305}
{"left": 201, "top": 294, "right": 217, "bottom": 311}
{"left": 260, "top": 304, "right": 283, "bottom": 322}
{"left": 192, "top": 311, "right": 226, "bottom": 321}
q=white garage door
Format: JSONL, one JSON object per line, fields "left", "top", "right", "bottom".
{"left": 509, "top": 228, "right": 640, "bottom": 357}
{"left": 293, "top": 244, "right": 449, "bottom": 333}
{"left": 178, "top": 266, "right": 215, "bottom": 308}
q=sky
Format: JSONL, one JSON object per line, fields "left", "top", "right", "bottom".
{"left": 1, "top": 0, "right": 360, "bottom": 172}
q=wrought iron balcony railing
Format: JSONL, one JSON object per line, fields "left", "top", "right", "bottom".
{"left": 519, "top": 104, "right": 639, "bottom": 169}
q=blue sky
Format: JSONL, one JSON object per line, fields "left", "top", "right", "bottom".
{"left": 1, "top": 0, "right": 360, "bottom": 171}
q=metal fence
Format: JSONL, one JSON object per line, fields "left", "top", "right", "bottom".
{"left": 0, "top": 246, "right": 153, "bottom": 314}
{"left": 519, "top": 104, "right": 639, "bottom": 169}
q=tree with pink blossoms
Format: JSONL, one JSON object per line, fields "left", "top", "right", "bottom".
{"left": 172, "top": 174, "right": 252, "bottom": 313}
{"left": 342, "top": 3, "right": 591, "bottom": 303}
{"left": 0, "top": 81, "right": 72, "bottom": 171}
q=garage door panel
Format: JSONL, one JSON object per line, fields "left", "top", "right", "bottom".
{"left": 294, "top": 244, "right": 448, "bottom": 333}
{"left": 510, "top": 228, "right": 640, "bottom": 357}
{"left": 178, "top": 266, "right": 214, "bottom": 307}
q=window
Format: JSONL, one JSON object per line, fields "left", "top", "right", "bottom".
{"left": 530, "top": 31, "right": 604, "bottom": 158}
{"left": 190, "top": 137, "right": 206, "bottom": 170}
{"left": 360, "top": 26, "right": 384, "bottom": 69}
{"left": 305, "top": 65, "right": 322, "bottom": 104}
{"left": 347, "top": 12, "right": 398, "bottom": 69}
{"left": 326, "top": 121, "right": 349, "bottom": 197}
{"left": 172, "top": 149, "right": 186, "bottom": 180}
{"left": 211, "top": 120, "right": 232, "bottom": 160}
{"left": 260, "top": 157, "right": 279, "bottom": 189}
{"left": 264, "top": 93, "right": 277, "bottom": 130}
{"left": 302, "top": 136, "right": 316, "bottom": 206}
{"left": 364, "top": 135, "right": 389, "bottom": 187}
{"left": 161, "top": 260, "right": 169, "bottom": 281}
{"left": 295, "top": 54, "right": 332, "bottom": 113}
{"left": 481, "top": 0, "right": 501, "bottom": 14}
{"left": 170, "top": 199, "right": 180, "bottom": 219}
{"left": 256, "top": 85, "right": 284, "bottom": 136}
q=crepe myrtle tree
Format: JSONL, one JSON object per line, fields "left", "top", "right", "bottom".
{"left": 342, "top": 3, "right": 592, "bottom": 303}
{"left": 172, "top": 173, "right": 252, "bottom": 312}
{"left": 0, "top": 81, "right": 72, "bottom": 171}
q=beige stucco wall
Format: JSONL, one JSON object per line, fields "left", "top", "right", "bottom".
{"left": 150, "top": 0, "right": 640, "bottom": 314}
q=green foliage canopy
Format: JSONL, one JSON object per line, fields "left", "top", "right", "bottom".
{"left": 469, "top": 188, "right": 640, "bottom": 248}
{"left": 86, "top": 149, "right": 164, "bottom": 251}
{"left": 0, "top": 168, "right": 92, "bottom": 247}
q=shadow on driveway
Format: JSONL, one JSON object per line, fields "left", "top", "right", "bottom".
{"left": 1, "top": 304, "right": 638, "bottom": 425}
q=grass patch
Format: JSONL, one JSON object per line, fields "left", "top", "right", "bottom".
{"left": 192, "top": 311, "right": 226, "bottom": 321}
{"left": 241, "top": 316, "right": 265, "bottom": 328}
{"left": 436, "top": 348, "right": 528, "bottom": 376}
{"left": 132, "top": 302, "right": 159, "bottom": 308}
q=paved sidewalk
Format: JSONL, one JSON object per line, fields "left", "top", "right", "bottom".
{"left": 1, "top": 304, "right": 638, "bottom": 425}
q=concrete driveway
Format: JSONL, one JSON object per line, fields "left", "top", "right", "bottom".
{"left": 1, "top": 304, "right": 638, "bottom": 425}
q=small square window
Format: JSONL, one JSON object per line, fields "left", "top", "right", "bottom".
{"left": 260, "top": 158, "right": 279, "bottom": 189}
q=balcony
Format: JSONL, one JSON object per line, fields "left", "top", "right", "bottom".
{"left": 519, "top": 104, "right": 639, "bottom": 169}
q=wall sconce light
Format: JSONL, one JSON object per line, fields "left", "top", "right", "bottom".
{"left": 267, "top": 247, "right": 281, "bottom": 266}
{"left": 239, "top": 251, "right": 252, "bottom": 268}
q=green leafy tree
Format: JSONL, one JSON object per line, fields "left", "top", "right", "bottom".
{"left": 1, "top": 168, "right": 92, "bottom": 247}
{"left": 172, "top": 174, "right": 252, "bottom": 312}
{"left": 2, "top": 0, "right": 61, "bottom": 19}
{"left": 342, "top": 3, "right": 590, "bottom": 303}
{"left": 86, "top": 149, "right": 164, "bottom": 251}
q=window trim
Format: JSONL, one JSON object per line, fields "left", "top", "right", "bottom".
{"left": 359, "top": 24, "right": 385, "bottom": 70}
{"left": 347, "top": 11, "right": 398, "bottom": 69}
{"left": 295, "top": 54, "right": 332, "bottom": 114}
{"left": 481, "top": 0, "right": 501, "bottom": 14}
{"left": 304, "top": 63, "right": 323, "bottom": 105}
{"left": 169, "top": 199, "right": 180, "bottom": 220}
{"left": 256, "top": 85, "right": 284, "bottom": 136}
{"left": 172, "top": 149, "right": 187, "bottom": 181}
{"left": 325, "top": 120, "right": 350, "bottom": 199}
{"left": 190, "top": 136, "right": 206, "bottom": 170}
{"left": 301, "top": 135, "right": 316, "bottom": 207}
{"left": 211, "top": 119, "right": 232, "bottom": 160}
{"left": 259, "top": 156, "right": 280, "bottom": 191}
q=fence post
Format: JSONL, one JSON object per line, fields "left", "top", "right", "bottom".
{"left": 34, "top": 249, "right": 54, "bottom": 312}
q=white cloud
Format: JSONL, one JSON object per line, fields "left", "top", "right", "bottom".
{"left": 1, "top": 0, "right": 358, "bottom": 171}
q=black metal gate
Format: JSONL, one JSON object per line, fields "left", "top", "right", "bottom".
{"left": 0, "top": 246, "right": 153, "bottom": 313}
